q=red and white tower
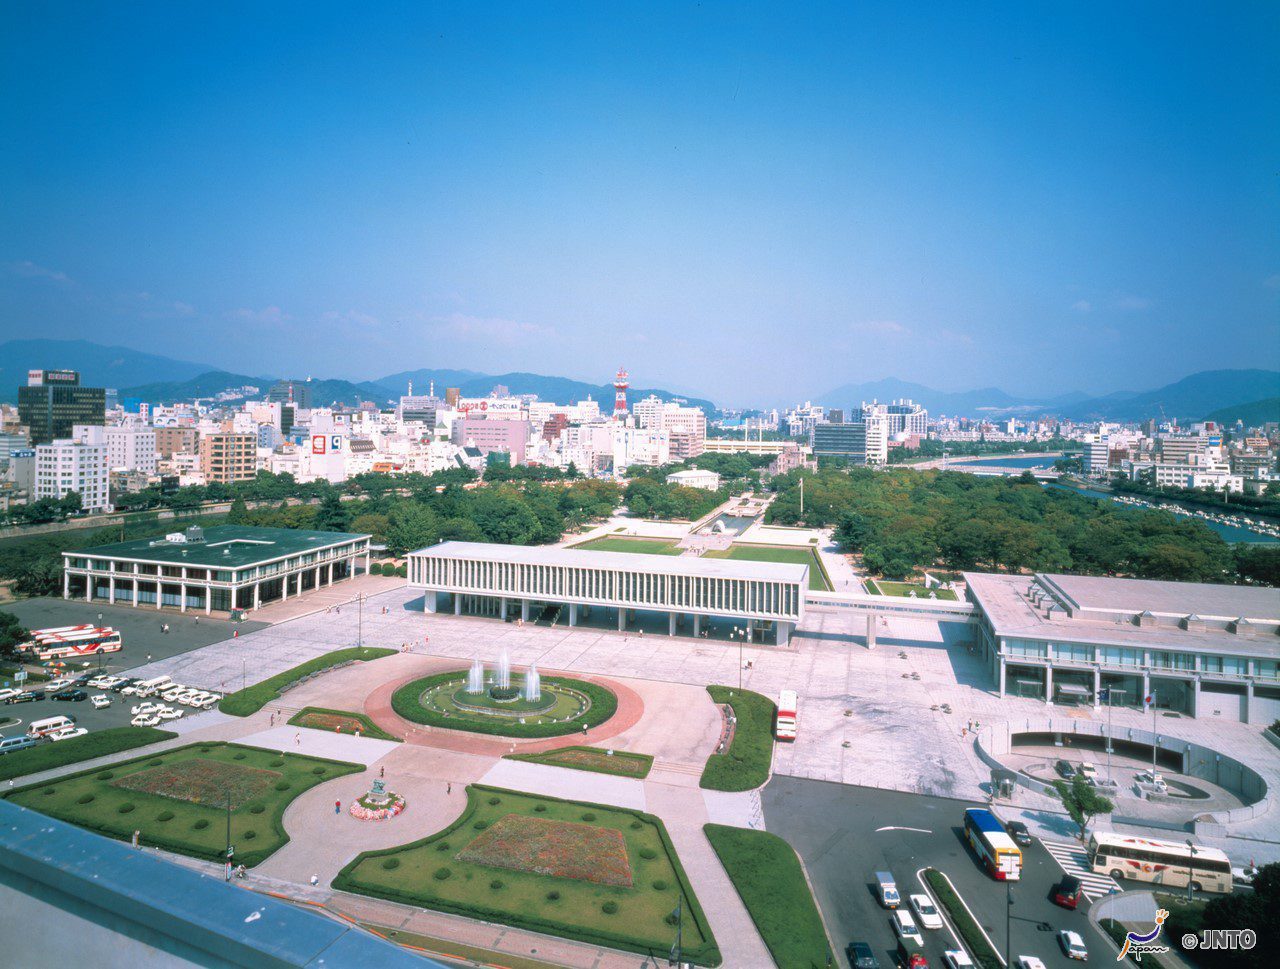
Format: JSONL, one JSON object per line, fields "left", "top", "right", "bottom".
{"left": 613, "top": 367, "right": 629, "bottom": 419}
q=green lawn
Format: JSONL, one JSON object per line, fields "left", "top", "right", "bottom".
{"left": 335, "top": 785, "right": 721, "bottom": 966}
{"left": 220, "top": 646, "right": 397, "bottom": 716}
{"left": 5, "top": 742, "right": 363, "bottom": 867}
{"left": 704, "top": 544, "right": 832, "bottom": 591}
{"left": 704, "top": 824, "right": 832, "bottom": 969}
{"left": 700, "top": 686, "right": 776, "bottom": 792}
{"left": 865, "top": 579, "right": 957, "bottom": 600}
{"left": 288, "top": 706, "right": 402, "bottom": 742}
{"left": 0, "top": 726, "right": 177, "bottom": 782}
{"left": 391, "top": 671, "right": 618, "bottom": 738}
{"left": 569, "top": 536, "right": 683, "bottom": 555}
{"left": 507, "top": 745, "right": 653, "bottom": 779}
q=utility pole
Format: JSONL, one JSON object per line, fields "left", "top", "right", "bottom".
{"left": 358, "top": 593, "right": 364, "bottom": 649}
{"left": 1186, "top": 841, "right": 1197, "bottom": 901}
{"left": 1149, "top": 689, "right": 1158, "bottom": 777}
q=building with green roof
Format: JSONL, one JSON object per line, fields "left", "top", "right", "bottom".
{"left": 62, "top": 525, "right": 371, "bottom": 614}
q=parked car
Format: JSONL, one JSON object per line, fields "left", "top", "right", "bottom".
{"left": 943, "top": 951, "right": 974, "bottom": 969}
{"left": 1058, "top": 930, "right": 1088, "bottom": 961}
{"left": 1005, "top": 821, "right": 1032, "bottom": 846}
{"left": 893, "top": 910, "right": 924, "bottom": 947}
{"left": 49, "top": 726, "right": 89, "bottom": 742}
{"left": 1053, "top": 875, "right": 1084, "bottom": 910}
{"left": 0, "top": 735, "right": 40, "bottom": 755}
{"left": 910, "top": 894, "right": 943, "bottom": 930}
{"left": 847, "top": 941, "right": 880, "bottom": 969}
{"left": 1055, "top": 760, "right": 1076, "bottom": 778}
{"left": 1016, "top": 957, "right": 1048, "bottom": 969}
{"left": 5, "top": 691, "right": 45, "bottom": 704}
{"left": 0, "top": 688, "right": 22, "bottom": 703}
{"left": 1078, "top": 763, "right": 1099, "bottom": 785}
{"left": 90, "top": 694, "right": 111, "bottom": 709}
{"left": 50, "top": 689, "right": 88, "bottom": 702}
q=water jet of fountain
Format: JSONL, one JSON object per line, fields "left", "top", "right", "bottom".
{"left": 467, "top": 657, "right": 485, "bottom": 694}
{"left": 497, "top": 649, "right": 511, "bottom": 691}
{"left": 523, "top": 665, "right": 541, "bottom": 703}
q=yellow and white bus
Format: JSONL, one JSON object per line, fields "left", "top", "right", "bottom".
{"left": 1088, "top": 833, "right": 1233, "bottom": 894}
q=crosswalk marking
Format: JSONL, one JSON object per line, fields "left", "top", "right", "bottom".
{"left": 1040, "top": 840, "right": 1121, "bottom": 899}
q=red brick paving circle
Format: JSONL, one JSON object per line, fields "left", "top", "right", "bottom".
{"left": 362, "top": 655, "right": 645, "bottom": 756}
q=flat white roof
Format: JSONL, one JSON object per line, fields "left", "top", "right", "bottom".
{"left": 412, "top": 541, "right": 808, "bottom": 583}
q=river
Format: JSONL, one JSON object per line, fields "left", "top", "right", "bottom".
{"left": 1049, "top": 484, "right": 1278, "bottom": 545}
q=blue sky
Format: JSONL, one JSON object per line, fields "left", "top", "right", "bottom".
{"left": 2, "top": 2, "right": 1277, "bottom": 406}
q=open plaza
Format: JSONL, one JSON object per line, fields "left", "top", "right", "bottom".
{"left": 4, "top": 525, "right": 1278, "bottom": 968}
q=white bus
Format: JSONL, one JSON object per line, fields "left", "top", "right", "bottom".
{"left": 1089, "top": 833, "right": 1233, "bottom": 894}
{"left": 22, "top": 626, "right": 123, "bottom": 662}
{"left": 775, "top": 690, "right": 798, "bottom": 742}
{"left": 27, "top": 715, "right": 77, "bottom": 739}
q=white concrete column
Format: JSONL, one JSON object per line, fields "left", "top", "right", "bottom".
{"left": 1092, "top": 667, "right": 1101, "bottom": 708}
{"left": 282, "top": 574, "right": 289, "bottom": 601}
{"left": 63, "top": 570, "right": 70, "bottom": 600}
{"left": 568, "top": 603, "right": 578, "bottom": 626}
{"left": 180, "top": 584, "right": 187, "bottom": 612}
{"left": 1190, "top": 677, "right": 1200, "bottom": 718}
{"left": 133, "top": 577, "right": 139, "bottom": 607}
{"left": 1244, "top": 680, "right": 1255, "bottom": 725}
{"left": 254, "top": 582, "right": 261, "bottom": 610}
{"left": 521, "top": 599, "right": 530, "bottom": 622}
{"left": 1142, "top": 670, "right": 1150, "bottom": 704}
{"left": 1045, "top": 665, "right": 1054, "bottom": 704}
{"left": 206, "top": 586, "right": 213, "bottom": 615}
{"left": 500, "top": 597, "right": 508, "bottom": 619}
{"left": 866, "top": 611, "right": 877, "bottom": 649}
{"left": 454, "top": 595, "right": 463, "bottom": 616}
{"left": 669, "top": 612, "right": 678, "bottom": 636}
{"left": 617, "top": 609, "right": 626, "bottom": 632}
{"left": 315, "top": 566, "right": 321, "bottom": 591}
{"left": 364, "top": 550, "right": 371, "bottom": 574}
{"left": 777, "top": 621, "right": 793, "bottom": 647}
{"left": 86, "top": 576, "right": 93, "bottom": 602}
{"left": 998, "top": 657, "right": 1007, "bottom": 697}
{"left": 693, "top": 614, "right": 701, "bottom": 637}
{"left": 156, "top": 581, "right": 163, "bottom": 609}
{"left": 327, "top": 562, "right": 334, "bottom": 586}
{"left": 423, "top": 590, "right": 437, "bottom": 614}
{"left": 108, "top": 576, "right": 116, "bottom": 605}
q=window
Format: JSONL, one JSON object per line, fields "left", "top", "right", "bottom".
{"left": 1098, "top": 646, "right": 1142, "bottom": 667}
{"left": 1005, "top": 639, "right": 1047, "bottom": 659}
{"left": 1054, "top": 642, "right": 1093, "bottom": 663}
{"left": 1149, "top": 651, "right": 1194, "bottom": 671}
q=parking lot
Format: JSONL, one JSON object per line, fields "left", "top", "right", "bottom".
{"left": 763, "top": 777, "right": 1110, "bottom": 969}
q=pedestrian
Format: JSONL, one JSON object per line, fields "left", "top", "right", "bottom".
{"left": 334, "top": 799, "right": 341, "bottom": 814}
{"left": 446, "top": 781, "right": 451, "bottom": 795}
{"left": 295, "top": 732, "right": 301, "bottom": 746}
{"left": 379, "top": 765, "right": 384, "bottom": 779}
{"left": 269, "top": 714, "right": 275, "bottom": 727}
{"left": 310, "top": 874, "right": 319, "bottom": 886}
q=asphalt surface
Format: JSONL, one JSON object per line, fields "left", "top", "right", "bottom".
{"left": 2, "top": 598, "right": 267, "bottom": 735}
{"left": 763, "top": 777, "right": 1113, "bottom": 969}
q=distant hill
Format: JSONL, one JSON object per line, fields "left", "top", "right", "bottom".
{"left": 373, "top": 368, "right": 717, "bottom": 412}
{"left": 121, "top": 371, "right": 393, "bottom": 407}
{"left": 0, "top": 338, "right": 210, "bottom": 401}
{"left": 1203, "top": 397, "right": 1280, "bottom": 429}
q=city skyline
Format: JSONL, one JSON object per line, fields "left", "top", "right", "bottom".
{"left": 3, "top": 2, "right": 1278, "bottom": 405}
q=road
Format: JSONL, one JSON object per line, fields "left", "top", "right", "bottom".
{"left": 763, "top": 777, "right": 1113, "bottom": 969}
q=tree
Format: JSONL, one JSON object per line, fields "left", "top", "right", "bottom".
{"left": 1050, "top": 775, "right": 1114, "bottom": 840}
{"left": 1198, "top": 862, "right": 1279, "bottom": 968}
{"left": 0, "top": 610, "right": 29, "bottom": 659}
{"left": 384, "top": 503, "right": 439, "bottom": 556}
{"left": 227, "top": 496, "right": 250, "bottom": 524}
{"left": 58, "top": 491, "right": 83, "bottom": 517}
{"left": 312, "top": 491, "right": 352, "bottom": 532}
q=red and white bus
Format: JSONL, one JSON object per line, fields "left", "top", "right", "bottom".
{"left": 775, "top": 689, "right": 798, "bottom": 742}
{"left": 963, "top": 808, "right": 1022, "bottom": 880}
{"left": 21, "top": 626, "right": 123, "bottom": 662}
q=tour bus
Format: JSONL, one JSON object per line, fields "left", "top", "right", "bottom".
{"left": 133, "top": 676, "right": 173, "bottom": 698}
{"left": 22, "top": 626, "right": 123, "bottom": 662}
{"left": 1089, "top": 833, "right": 1233, "bottom": 894}
{"left": 27, "top": 715, "right": 77, "bottom": 739}
{"left": 963, "top": 808, "right": 1022, "bottom": 880}
{"left": 775, "top": 690, "right": 798, "bottom": 742}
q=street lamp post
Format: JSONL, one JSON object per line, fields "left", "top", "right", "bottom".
{"left": 358, "top": 594, "right": 364, "bottom": 649}
{"left": 1187, "top": 840, "right": 1197, "bottom": 901}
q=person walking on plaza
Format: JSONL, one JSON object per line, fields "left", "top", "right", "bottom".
{"left": 334, "top": 799, "right": 341, "bottom": 814}
{"left": 446, "top": 781, "right": 451, "bottom": 795}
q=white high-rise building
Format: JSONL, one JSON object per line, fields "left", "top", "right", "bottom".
{"left": 101, "top": 425, "right": 157, "bottom": 475}
{"left": 35, "top": 438, "right": 109, "bottom": 512}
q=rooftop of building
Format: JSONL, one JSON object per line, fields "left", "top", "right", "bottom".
{"left": 415, "top": 540, "right": 809, "bottom": 583}
{"left": 67, "top": 525, "right": 369, "bottom": 568}
{"left": 965, "top": 571, "right": 1280, "bottom": 656}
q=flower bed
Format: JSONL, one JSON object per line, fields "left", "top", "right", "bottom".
{"left": 350, "top": 793, "right": 406, "bottom": 821}
{"left": 457, "top": 813, "right": 633, "bottom": 887}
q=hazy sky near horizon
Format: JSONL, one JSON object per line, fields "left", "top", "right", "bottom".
{"left": 2, "top": 2, "right": 1277, "bottom": 406}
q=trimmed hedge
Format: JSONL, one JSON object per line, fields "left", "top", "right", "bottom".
{"left": 368, "top": 562, "right": 384, "bottom": 576}
{"left": 0, "top": 727, "right": 178, "bottom": 782}
{"left": 286, "top": 705, "right": 403, "bottom": 742}
{"left": 391, "top": 671, "right": 618, "bottom": 738}
{"left": 219, "top": 646, "right": 396, "bottom": 717}
{"left": 705, "top": 824, "right": 832, "bottom": 969}
{"left": 699, "top": 686, "right": 775, "bottom": 792}
{"left": 333, "top": 785, "right": 722, "bottom": 966}
{"left": 506, "top": 745, "right": 654, "bottom": 779}
{"left": 924, "top": 869, "right": 1002, "bottom": 969}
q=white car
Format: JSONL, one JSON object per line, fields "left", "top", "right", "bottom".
{"left": 198, "top": 696, "right": 219, "bottom": 710}
{"left": 1058, "top": 930, "right": 1088, "bottom": 961}
{"left": 130, "top": 714, "right": 160, "bottom": 727}
{"left": 44, "top": 677, "right": 76, "bottom": 691}
{"left": 910, "top": 893, "right": 944, "bottom": 930}
{"left": 943, "top": 951, "right": 974, "bottom": 969}
{"left": 892, "top": 910, "right": 924, "bottom": 946}
{"left": 1078, "top": 762, "right": 1099, "bottom": 785}
{"left": 1016, "top": 957, "right": 1048, "bottom": 969}
{"left": 161, "top": 687, "right": 186, "bottom": 702}
{"left": 131, "top": 702, "right": 160, "bottom": 716}
{"left": 0, "top": 688, "right": 22, "bottom": 703}
{"left": 90, "top": 694, "right": 111, "bottom": 709}
{"left": 48, "top": 726, "right": 88, "bottom": 742}
{"left": 156, "top": 706, "right": 184, "bottom": 720}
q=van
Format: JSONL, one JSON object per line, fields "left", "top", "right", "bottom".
{"left": 0, "top": 735, "right": 39, "bottom": 755}
{"left": 876, "top": 871, "right": 901, "bottom": 908}
{"left": 134, "top": 676, "right": 172, "bottom": 698}
{"left": 27, "top": 715, "right": 76, "bottom": 738}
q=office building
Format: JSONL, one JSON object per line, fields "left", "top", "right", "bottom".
{"left": 103, "top": 426, "right": 157, "bottom": 475}
{"left": 450, "top": 417, "right": 531, "bottom": 465}
{"left": 35, "top": 438, "right": 109, "bottom": 512}
{"left": 884, "top": 399, "right": 929, "bottom": 437}
{"left": 18, "top": 370, "right": 106, "bottom": 446}
{"left": 666, "top": 468, "right": 721, "bottom": 490}
{"left": 267, "top": 379, "right": 312, "bottom": 409}
{"left": 199, "top": 431, "right": 257, "bottom": 484}
{"left": 155, "top": 426, "right": 198, "bottom": 459}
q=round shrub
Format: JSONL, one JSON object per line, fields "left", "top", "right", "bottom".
{"left": 581, "top": 812, "right": 596, "bottom": 822}
{"left": 639, "top": 847, "right": 657, "bottom": 860}
{"left": 97, "top": 771, "right": 114, "bottom": 781}
{"left": 395, "top": 565, "right": 407, "bottom": 578}
{"left": 433, "top": 867, "right": 452, "bottom": 881}
{"left": 652, "top": 879, "right": 668, "bottom": 891}
{"left": 249, "top": 805, "right": 265, "bottom": 815}
{"left": 117, "top": 803, "right": 136, "bottom": 815}
{"left": 42, "top": 787, "right": 56, "bottom": 796}
{"left": 243, "top": 831, "right": 257, "bottom": 840}
{"left": 312, "top": 766, "right": 326, "bottom": 775}
{"left": 434, "top": 841, "right": 450, "bottom": 852}
{"left": 472, "top": 820, "right": 489, "bottom": 830}
{"left": 368, "top": 562, "right": 383, "bottom": 576}
{"left": 274, "top": 781, "right": 290, "bottom": 791}
{"left": 489, "top": 879, "right": 504, "bottom": 890}
{"left": 148, "top": 759, "right": 162, "bottom": 767}
{"left": 601, "top": 901, "right": 619, "bottom": 915}
{"left": 629, "top": 820, "right": 643, "bottom": 830}
{"left": 665, "top": 912, "right": 680, "bottom": 926}
{"left": 199, "top": 747, "right": 212, "bottom": 753}
{"left": 233, "top": 752, "right": 247, "bottom": 761}
{"left": 546, "top": 890, "right": 561, "bottom": 901}
{"left": 193, "top": 819, "right": 210, "bottom": 830}
{"left": 381, "top": 857, "right": 400, "bottom": 871}
{"left": 157, "top": 811, "right": 175, "bottom": 822}
{"left": 533, "top": 804, "right": 547, "bottom": 813}
{"left": 487, "top": 796, "right": 501, "bottom": 806}
{"left": 269, "top": 759, "right": 285, "bottom": 767}
{"left": 76, "top": 793, "right": 95, "bottom": 805}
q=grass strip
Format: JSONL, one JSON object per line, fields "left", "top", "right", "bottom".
{"left": 286, "top": 706, "right": 402, "bottom": 742}
{"left": 506, "top": 745, "right": 653, "bottom": 778}
{"left": 0, "top": 726, "right": 177, "bottom": 782}
{"left": 924, "top": 868, "right": 1002, "bottom": 969}
{"left": 704, "top": 824, "right": 832, "bottom": 969}
{"left": 220, "top": 646, "right": 396, "bottom": 717}
{"left": 700, "top": 686, "right": 775, "bottom": 792}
